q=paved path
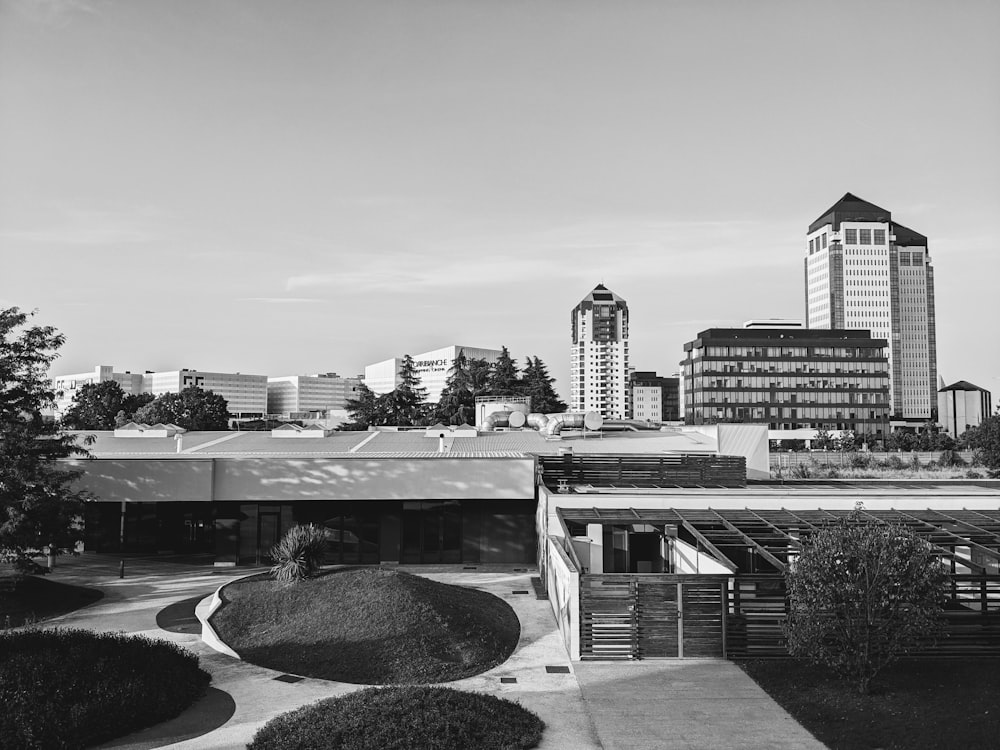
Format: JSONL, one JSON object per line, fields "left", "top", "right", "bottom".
{"left": 36, "top": 554, "right": 825, "bottom": 750}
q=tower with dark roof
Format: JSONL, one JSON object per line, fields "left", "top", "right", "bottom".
{"left": 805, "top": 193, "right": 937, "bottom": 422}
{"left": 570, "top": 284, "right": 630, "bottom": 419}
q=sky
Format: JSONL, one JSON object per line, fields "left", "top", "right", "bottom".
{"left": 2, "top": 0, "right": 998, "bottom": 403}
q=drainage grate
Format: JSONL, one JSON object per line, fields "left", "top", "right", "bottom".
{"left": 511, "top": 590, "right": 530, "bottom": 595}
{"left": 274, "top": 674, "right": 304, "bottom": 683}
{"left": 462, "top": 566, "right": 478, "bottom": 570}
{"left": 545, "top": 665, "right": 571, "bottom": 674}
{"left": 500, "top": 677, "right": 517, "bottom": 684}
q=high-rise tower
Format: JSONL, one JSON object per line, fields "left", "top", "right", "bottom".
{"left": 570, "top": 284, "right": 629, "bottom": 419}
{"left": 805, "top": 193, "right": 937, "bottom": 421}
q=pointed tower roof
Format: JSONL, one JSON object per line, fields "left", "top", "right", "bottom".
{"left": 809, "top": 192, "right": 892, "bottom": 233}
{"left": 890, "top": 221, "right": 928, "bottom": 247}
{"left": 579, "top": 284, "right": 626, "bottom": 305}
{"left": 939, "top": 380, "right": 987, "bottom": 392}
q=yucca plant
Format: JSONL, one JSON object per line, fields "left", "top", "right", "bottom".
{"left": 270, "top": 523, "right": 328, "bottom": 583}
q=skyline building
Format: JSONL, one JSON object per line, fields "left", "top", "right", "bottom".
{"left": 363, "top": 345, "right": 503, "bottom": 403}
{"left": 570, "top": 284, "right": 629, "bottom": 420}
{"left": 805, "top": 192, "right": 937, "bottom": 421}
{"left": 937, "top": 380, "right": 993, "bottom": 438}
{"left": 628, "top": 371, "right": 680, "bottom": 423}
{"left": 267, "top": 373, "right": 363, "bottom": 418}
{"left": 680, "top": 326, "right": 891, "bottom": 440}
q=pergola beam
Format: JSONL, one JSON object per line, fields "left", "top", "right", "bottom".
{"left": 708, "top": 509, "right": 788, "bottom": 573}
{"left": 893, "top": 510, "right": 1000, "bottom": 563}
{"left": 671, "top": 511, "right": 739, "bottom": 573}
{"left": 856, "top": 509, "right": 988, "bottom": 574}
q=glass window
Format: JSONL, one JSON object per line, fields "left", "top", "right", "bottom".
{"left": 859, "top": 229, "right": 871, "bottom": 244}
{"left": 873, "top": 229, "right": 885, "bottom": 244}
{"left": 845, "top": 228, "right": 857, "bottom": 244}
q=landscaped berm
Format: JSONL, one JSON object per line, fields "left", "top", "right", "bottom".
{"left": 0, "top": 628, "right": 210, "bottom": 750}
{"left": 248, "top": 686, "right": 545, "bottom": 750}
{"left": 210, "top": 567, "right": 521, "bottom": 683}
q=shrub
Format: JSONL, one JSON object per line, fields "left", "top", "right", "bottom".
{"left": 882, "top": 455, "right": 905, "bottom": 470}
{"left": 790, "top": 463, "right": 813, "bottom": 479}
{"left": 965, "top": 470, "right": 983, "bottom": 479}
{"left": 270, "top": 523, "right": 328, "bottom": 583}
{"left": 936, "top": 449, "right": 966, "bottom": 468}
{"left": 248, "top": 686, "right": 545, "bottom": 750}
{"left": 784, "top": 512, "right": 946, "bottom": 695}
{"left": 909, "top": 453, "right": 921, "bottom": 471}
{"left": 0, "top": 628, "right": 209, "bottom": 749}
{"left": 849, "top": 453, "right": 872, "bottom": 470}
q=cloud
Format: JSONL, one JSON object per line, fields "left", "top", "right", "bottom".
{"left": 4, "top": 0, "right": 102, "bottom": 25}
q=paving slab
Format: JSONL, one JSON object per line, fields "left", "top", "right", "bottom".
{"left": 574, "top": 659, "right": 828, "bottom": 750}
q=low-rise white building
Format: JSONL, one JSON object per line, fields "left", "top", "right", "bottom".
{"left": 267, "top": 373, "right": 362, "bottom": 417}
{"left": 364, "top": 345, "right": 503, "bottom": 403}
{"left": 51, "top": 365, "right": 144, "bottom": 416}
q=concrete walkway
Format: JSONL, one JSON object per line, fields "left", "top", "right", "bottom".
{"left": 35, "top": 554, "right": 825, "bottom": 750}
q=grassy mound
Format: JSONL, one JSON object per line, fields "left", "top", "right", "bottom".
{"left": 0, "top": 575, "right": 103, "bottom": 627}
{"left": 742, "top": 658, "right": 1000, "bottom": 750}
{"left": 247, "top": 686, "right": 544, "bottom": 750}
{"left": 0, "top": 628, "right": 210, "bottom": 749}
{"left": 211, "top": 567, "right": 520, "bottom": 683}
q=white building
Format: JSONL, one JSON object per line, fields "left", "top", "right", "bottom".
{"left": 51, "top": 365, "right": 144, "bottom": 416}
{"left": 267, "top": 373, "right": 362, "bottom": 417}
{"left": 570, "top": 284, "right": 630, "bottom": 420}
{"left": 805, "top": 193, "right": 937, "bottom": 421}
{"left": 938, "top": 380, "right": 993, "bottom": 437}
{"left": 142, "top": 370, "right": 267, "bottom": 416}
{"left": 364, "top": 345, "right": 503, "bottom": 404}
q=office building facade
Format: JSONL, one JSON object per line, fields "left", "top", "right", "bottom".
{"left": 805, "top": 193, "right": 937, "bottom": 421}
{"left": 938, "top": 380, "right": 993, "bottom": 438}
{"left": 570, "top": 284, "right": 630, "bottom": 420}
{"left": 628, "top": 371, "right": 680, "bottom": 423}
{"left": 267, "top": 373, "right": 362, "bottom": 418}
{"left": 364, "top": 345, "right": 503, "bottom": 404}
{"left": 680, "top": 327, "right": 890, "bottom": 437}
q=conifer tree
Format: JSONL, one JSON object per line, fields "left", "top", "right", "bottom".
{"left": 521, "top": 356, "right": 567, "bottom": 414}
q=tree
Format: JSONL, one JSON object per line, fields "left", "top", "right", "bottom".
{"left": 342, "top": 383, "right": 394, "bottom": 430}
{"left": 133, "top": 386, "right": 230, "bottom": 430}
{"left": 521, "top": 357, "right": 566, "bottom": 414}
{"left": 811, "top": 428, "right": 836, "bottom": 451}
{"left": 433, "top": 352, "right": 475, "bottom": 426}
{"left": 783, "top": 511, "right": 946, "bottom": 694}
{"left": 960, "top": 410, "right": 1000, "bottom": 473}
{"left": 1, "top": 307, "right": 90, "bottom": 572}
{"left": 486, "top": 346, "right": 519, "bottom": 396}
{"left": 62, "top": 380, "right": 128, "bottom": 430}
{"left": 383, "top": 355, "right": 428, "bottom": 427}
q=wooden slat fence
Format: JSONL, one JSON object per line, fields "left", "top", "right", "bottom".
{"left": 770, "top": 451, "right": 976, "bottom": 468}
{"left": 541, "top": 454, "right": 746, "bottom": 489}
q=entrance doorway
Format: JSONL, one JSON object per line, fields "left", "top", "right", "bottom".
{"left": 257, "top": 511, "right": 282, "bottom": 566}
{"left": 580, "top": 576, "right": 727, "bottom": 659}
{"left": 401, "top": 501, "right": 461, "bottom": 564}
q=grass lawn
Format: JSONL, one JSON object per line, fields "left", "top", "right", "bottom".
{"left": 741, "top": 658, "right": 1000, "bottom": 750}
{"left": 211, "top": 567, "right": 520, "bottom": 684}
{"left": 0, "top": 574, "right": 103, "bottom": 627}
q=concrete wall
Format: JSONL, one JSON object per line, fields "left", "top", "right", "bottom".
{"left": 71, "top": 456, "right": 536, "bottom": 503}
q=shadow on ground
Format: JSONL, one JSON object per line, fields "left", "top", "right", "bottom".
{"left": 95, "top": 687, "right": 237, "bottom": 750}
{"left": 155, "top": 593, "right": 213, "bottom": 634}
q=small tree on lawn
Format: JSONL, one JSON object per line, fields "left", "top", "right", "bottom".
{"left": 783, "top": 511, "right": 946, "bottom": 695}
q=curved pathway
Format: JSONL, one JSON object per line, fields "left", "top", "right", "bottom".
{"left": 43, "top": 555, "right": 824, "bottom": 750}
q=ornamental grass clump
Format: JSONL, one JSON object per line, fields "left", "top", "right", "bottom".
{"left": 0, "top": 628, "right": 209, "bottom": 749}
{"left": 247, "top": 686, "right": 545, "bottom": 750}
{"left": 270, "top": 523, "right": 328, "bottom": 583}
{"left": 783, "top": 511, "right": 946, "bottom": 695}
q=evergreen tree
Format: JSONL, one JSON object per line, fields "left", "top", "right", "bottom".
{"left": 486, "top": 346, "right": 520, "bottom": 396}
{"left": 434, "top": 352, "right": 475, "bottom": 425}
{"left": 521, "top": 356, "right": 566, "bottom": 414}
{"left": 385, "top": 355, "right": 428, "bottom": 426}
{"left": 1, "top": 307, "right": 90, "bottom": 572}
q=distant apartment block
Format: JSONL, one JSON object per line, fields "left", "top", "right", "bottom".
{"left": 681, "top": 327, "right": 891, "bottom": 438}
{"left": 938, "top": 380, "right": 993, "bottom": 437}
{"left": 267, "top": 373, "right": 362, "bottom": 418}
{"left": 628, "top": 371, "right": 680, "bottom": 423}
{"left": 52, "top": 365, "right": 267, "bottom": 417}
{"left": 364, "top": 345, "right": 503, "bottom": 403}
{"left": 570, "top": 284, "right": 630, "bottom": 420}
{"left": 805, "top": 193, "right": 937, "bottom": 421}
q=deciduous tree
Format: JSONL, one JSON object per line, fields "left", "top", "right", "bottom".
{"left": 133, "top": 386, "right": 230, "bottom": 430}
{"left": 960, "top": 410, "right": 1000, "bottom": 473}
{"left": 1, "top": 307, "right": 90, "bottom": 572}
{"left": 783, "top": 511, "right": 946, "bottom": 694}
{"left": 62, "top": 380, "right": 128, "bottom": 430}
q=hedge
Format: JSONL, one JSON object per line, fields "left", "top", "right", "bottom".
{"left": 0, "top": 628, "right": 210, "bottom": 749}
{"left": 248, "top": 686, "right": 545, "bottom": 750}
